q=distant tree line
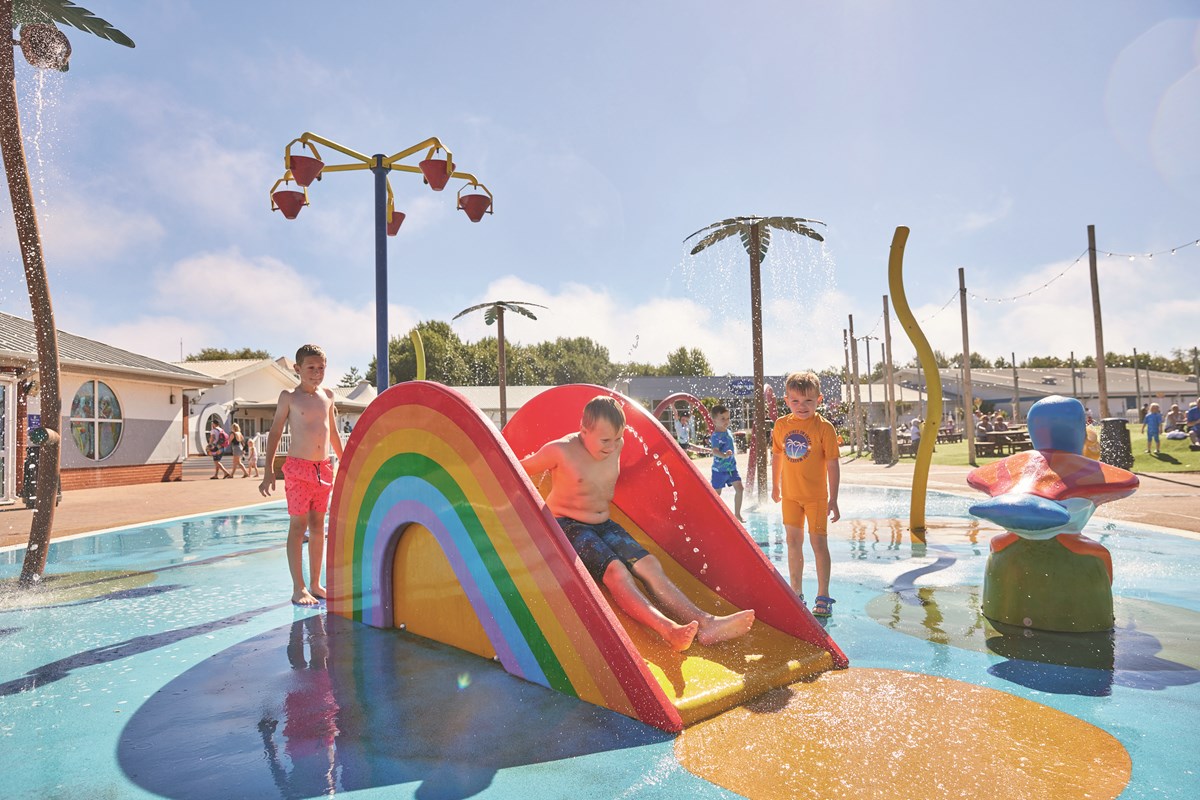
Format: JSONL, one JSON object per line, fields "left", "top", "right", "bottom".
{"left": 855, "top": 347, "right": 1200, "bottom": 382}
{"left": 355, "top": 320, "right": 714, "bottom": 387}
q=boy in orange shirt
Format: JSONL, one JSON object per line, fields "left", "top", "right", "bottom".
{"left": 771, "top": 371, "right": 841, "bottom": 616}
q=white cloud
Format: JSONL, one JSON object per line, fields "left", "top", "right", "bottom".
{"left": 38, "top": 190, "right": 166, "bottom": 265}
{"left": 957, "top": 194, "right": 1014, "bottom": 233}
{"left": 446, "top": 274, "right": 849, "bottom": 376}
{"left": 77, "top": 249, "right": 421, "bottom": 381}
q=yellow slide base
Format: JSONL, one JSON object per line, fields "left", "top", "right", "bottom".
{"left": 607, "top": 509, "right": 835, "bottom": 726}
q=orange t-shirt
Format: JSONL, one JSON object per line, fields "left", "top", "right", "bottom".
{"left": 772, "top": 412, "right": 838, "bottom": 501}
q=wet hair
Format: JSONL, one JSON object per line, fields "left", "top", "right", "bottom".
{"left": 295, "top": 343, "right": 327, "bottom": 366}
{"left": 712, "top": 404, "right": 729, "bottom": 416}
{"left": 785, "top": 370, "right": 821, "bottom": 396}
{"left": 582, "top": 395, "right": 625, "bottom": 431}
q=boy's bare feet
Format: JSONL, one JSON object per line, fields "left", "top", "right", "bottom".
{"left": 697, "top": 609, "right": 755, "bottom": 646}
{"left": 310, "top": 585, "right": 327, "bottom": 600}
{"left": 735, "top": 515, "right": 746, "bottom": 523}
{"left": 663, "top": 620, "right": 699, "bottom": 652}
{"left": 292, "top": 588, "right": 320, "bottom": 606}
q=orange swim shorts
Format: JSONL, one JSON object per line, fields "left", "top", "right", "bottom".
{"left": 781, "top": 498, "right": 829, "bottom": 534}
{"left": 283, "top": 456, "right": 334, "bottom": 516}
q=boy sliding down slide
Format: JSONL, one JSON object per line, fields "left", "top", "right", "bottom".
{"left": 521, "top": 395, "right": 755, "bottom": 652}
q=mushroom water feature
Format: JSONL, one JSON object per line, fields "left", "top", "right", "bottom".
{"left": 966, "top": 395, "right": 1139, "bottom": 633}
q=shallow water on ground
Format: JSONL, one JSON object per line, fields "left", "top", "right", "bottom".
{"left": 1, "top": 489, "right": 1197, "bottom": 799}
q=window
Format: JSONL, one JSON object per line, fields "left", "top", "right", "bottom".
{"left": 70, "top": 380, "right": 123, "bottom": 460}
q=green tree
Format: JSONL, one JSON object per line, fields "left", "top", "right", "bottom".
{"left": 186, "top": 346, "right": 271, "bottom": 361}
{"left": 4, "top": 0, "right": 134, "bottom": 586}
{"left": 369, "top": 320, "right": 472, "bottom": 385}
{"left": 664, "top": 346, "right": 713, "bottom": 377}
{"left": 339, "top": 366, "right": 363, "bottom": 387}
{"left": 534, "top": 337, "right": 614, "bottom": 385}
{"left": 949, "top": 352, "right": 993, "bottom": 369}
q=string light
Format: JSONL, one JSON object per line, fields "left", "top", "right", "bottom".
{"left": 1099, "top": 237, "right": 1200, "bottom": 260}
{"left": 968, "top": 249, "right": 1089, "bottom": 304}
{"left": 919, "top": 291, "right": 960, "bottom": 323}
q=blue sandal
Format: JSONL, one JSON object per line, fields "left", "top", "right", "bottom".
{"left": 813, "top": 596, "right": 836, "bottom": 617}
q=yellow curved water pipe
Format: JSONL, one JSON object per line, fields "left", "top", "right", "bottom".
{"left": 410, "top": 329, "right": 426, "bottom": 381}
{"left": 886, "top": 227, "right": 942, "bottom": 540}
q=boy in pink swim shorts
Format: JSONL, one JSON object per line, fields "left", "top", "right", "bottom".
{"left": 260, "top": 344, "right": 345, "bottom": 606}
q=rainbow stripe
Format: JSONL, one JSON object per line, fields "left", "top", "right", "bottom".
{"left": 327, "top": 381, "right": 678, "bottom": 730}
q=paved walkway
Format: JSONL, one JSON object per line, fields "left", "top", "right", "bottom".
{"left": 3, "top": 454, "right": 1199, "bottom": 552}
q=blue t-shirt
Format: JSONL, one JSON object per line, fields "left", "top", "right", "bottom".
{"left": 710, "top": 430, "right": 736, "bottom": 472}
{"left": 1188, "top": 406, "right": 1200, "bottom": 431}
{"left": 1144, "top": 412, "right": 1162, "bottom": 436}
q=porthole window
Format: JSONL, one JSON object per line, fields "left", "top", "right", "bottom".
{"left": 70, "top": 380, "right": 123, "bottom": 460}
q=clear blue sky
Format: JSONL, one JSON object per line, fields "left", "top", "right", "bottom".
{"left": 2, "top": 1, "right": 1198, "bottom": 381}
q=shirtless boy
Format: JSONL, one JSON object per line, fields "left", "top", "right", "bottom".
{"left": 520, "top": 395, "right": 755, "bottom": 651}
{"left": 259, "top": 344, "right": 345, "bottom": 606}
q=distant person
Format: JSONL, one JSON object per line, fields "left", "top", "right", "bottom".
{"left": 1187, "top": 399, "right": 1200, "bottom": 447}
{"left": 976, "top": 413, "right": 993, "bottom": 437}
{"left": 245, "top": 433, "right": 261, "bottom": 479}
{"left": 671, "top": 406, "right": 695, "bottom": 452}
{"left": 260, "top": 344, "right": 345, "bottom": 607}
{"left": 771, "top": 371, "right": 841, "bottom": 617}
{"left": 520, "top": 395, "right": 755, "bottom": 651}
{"left": 992, "top": 413, "right": 1008, "bottom": 431}
{"left": 228, "top": 422, "right": 250, "bottom": 478}
{"left": 708, "top": 403, "right": 745, "bottom": 522}
{"left": 1141, "top": 402, "right": 1162, "bottom": 455}
{"left": 1165, "top": 403, "right": 1184, "bottom": 432}
{"left": 1139, "top": 403, "right": 1149, "bottom": 423}
{"left": 909, "top": 418, "right": 922, "bottom": 446}
{"left": 207, "top": 419, "right": 232, "bottom": 480}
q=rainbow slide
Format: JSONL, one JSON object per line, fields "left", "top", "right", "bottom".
{"left": 327, "top": 382, "right": 845, "bottom": 733}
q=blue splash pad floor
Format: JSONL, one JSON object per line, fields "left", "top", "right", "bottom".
{"left": 1, "top": 488, "right": 1198, "bottom": 799}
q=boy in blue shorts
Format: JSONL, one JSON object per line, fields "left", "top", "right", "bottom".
{"left": 520, "top": 395, "right": 755, "bottom": 651}
{"left": 708, "top": 403, "right": 745, "bottom": 521}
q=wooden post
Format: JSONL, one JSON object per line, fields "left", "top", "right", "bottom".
{"left": 1070, "top": 351, "right": 1077, "bottom": 398}
{"left": 1011, "top": 351, "right": 1020, "bottom": 422}
{"left": 883, "top": 296, "right": 898, "bottom": 463}
{"left": 958, "top": 268, "right": 976, "bottom": 464}
{"left": 843, "top": 328, "right": 852, "bottom": 441}
{"left": 1088, "top": 224, "right": 1111, "bottom": 418}
{"left": 848, "top": 314, "right": 864, "bottom": 456}
{"left": 1133, "top": 347, "right": 1142, "bottom": 418}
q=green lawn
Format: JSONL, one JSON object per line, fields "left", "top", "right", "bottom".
{"left": 902, "top": 435, "right": 1200, "bottom": 473}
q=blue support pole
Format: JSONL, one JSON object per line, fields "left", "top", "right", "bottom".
{"left": 371, "top": 155, "right": 389, "bottom": 393}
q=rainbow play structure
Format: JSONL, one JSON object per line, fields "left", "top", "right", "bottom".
{"left": 967, "top": 395, "right": 1139, "bottom": 633}
{"left": 327, "top": 382, "right": 846, "bottom": 732}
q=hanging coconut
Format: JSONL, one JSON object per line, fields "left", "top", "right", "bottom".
{"left": 19, "top": 24, "right": 72, "bottom": 71}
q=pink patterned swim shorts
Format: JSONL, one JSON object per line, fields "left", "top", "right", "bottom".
{"left": 283, "top": 456, "right": 334, "bottom": 516}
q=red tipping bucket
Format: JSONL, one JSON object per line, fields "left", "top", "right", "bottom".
{"left": 459, "top": 193, "right": 492, "bottom": 223}
{"left": 419, "top": 158, "right": 451, "bottom": 191}
{"left": 288, "top": 155, "right": 324, "bottom": 187}
{"left": 272, "top": 190, "right": 305, "bottom": 220}
{"left": 387, "top": 211, "right": 406, "bottom": 236}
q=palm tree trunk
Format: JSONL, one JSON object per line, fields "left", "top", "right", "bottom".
{"left": 2, "top": 0, "right": 64, "bottom": 586}
{"left": 497, "top": 307, "right": 508, "bottom": 427}
{"left": 749, "top": 221, "right": 768, "bottom": 500}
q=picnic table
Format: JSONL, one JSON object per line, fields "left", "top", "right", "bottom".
{"left": 981, "top": 428, "right": 1033, "bottom": 455}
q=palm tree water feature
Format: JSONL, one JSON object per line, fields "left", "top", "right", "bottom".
{"left": 685, "top": 216, "right": 827, "bottom": 501}
{"left": 1, "top": 0, "right": 133, "bottom": 586}
{"left": 452, "top": 300, "right": 545, "bottom": 427}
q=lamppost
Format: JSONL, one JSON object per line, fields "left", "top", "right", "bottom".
{"left": 269, "top": 133, "right": 493, "bottom": 393}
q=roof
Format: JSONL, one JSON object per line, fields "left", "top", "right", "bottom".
{"left": 0, "top": 311, "right": 222, "bottom": 387}
{"left": 172, "top": 358, "right": 297, "bottom": 384}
